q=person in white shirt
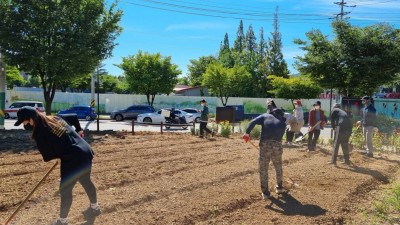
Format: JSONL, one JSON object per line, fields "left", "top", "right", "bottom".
{"left": 285, "top": 99, "right": 305, "bottom": 145}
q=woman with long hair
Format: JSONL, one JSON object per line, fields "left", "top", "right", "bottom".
{"left": 14, "top": 106, "right": 101, "bottom": 225}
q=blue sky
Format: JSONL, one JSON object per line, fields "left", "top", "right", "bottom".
{"left": 102, "top": 0, "right": 400, "bottom": 77}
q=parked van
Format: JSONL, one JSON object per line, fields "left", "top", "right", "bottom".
{"left": 4, "top": 101, "right": 45, "bottom": 119}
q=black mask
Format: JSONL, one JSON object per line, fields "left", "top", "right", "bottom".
{"left": 24, "top": 124, "right": 34, "bottom": 131}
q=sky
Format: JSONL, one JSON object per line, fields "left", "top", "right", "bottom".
{"left": 102, "top": 0, "right": 400, "bottom": 77}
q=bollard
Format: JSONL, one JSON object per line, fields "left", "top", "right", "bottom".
{"left": 160, "top": 122, "right": 163, "bottom": 135}
{"left": 132, "top": 120, "right": 135, "bottom": 135}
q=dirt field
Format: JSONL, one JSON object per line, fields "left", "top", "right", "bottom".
{"left": 1, "top": 130, "right": 400, "bottom": 225}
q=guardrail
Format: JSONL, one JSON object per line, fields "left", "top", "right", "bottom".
{"left": 131, "top": 120, "right": 196, "bottom": 135}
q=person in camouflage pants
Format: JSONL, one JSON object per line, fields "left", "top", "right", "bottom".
{"left": 243, "top": 108, "right": 287, "bottom": 199}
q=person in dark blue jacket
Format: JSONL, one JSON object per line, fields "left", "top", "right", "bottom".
{"left": 357, "top": 96, "right": 377, "bottom": 157}
{"left": 242, "top": 108, "right": 287, "bottom": 199}
{"left": 14, "top": 107, "right": 101, "bottom": 225}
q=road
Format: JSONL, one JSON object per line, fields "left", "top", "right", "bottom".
{"left": 2, "top": 118, "right": 334, "bottom": 140}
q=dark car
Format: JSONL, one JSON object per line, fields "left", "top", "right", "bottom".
{"left": 57, "top": 105, "right": 97, "bottom": 121}
{"left": 110, "top": 105, "right": 155, "bottom": 121}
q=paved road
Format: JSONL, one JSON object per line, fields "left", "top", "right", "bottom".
{"left": 3, "top": 118, "right": 334, "bottom": 140}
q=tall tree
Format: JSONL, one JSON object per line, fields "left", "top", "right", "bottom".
{"left": 268, "top": 75, "right": 322, "bottom": 105}
{"left": 187, "top": 55, "right": 216, "bottom": 96}
{"left": 118, "top": 51, "right": 181, "bottom": 106}
{"left": 5, "top": 66, "right": 25, "bottom": 88}
{"left": 221, "top": 33, "right": 230, "bottom": 52}
{"left": 245, "top": 24, "right": 257, "bottom": 53}
{"left": 233, "top": 20, "right": 245, "bottom": 53}
{"left": 0, "top": 0, "right": 123, "bottom": 114}
{"left": 258, "top": 27, "right": 266, "bottom": 60}
{"left": 218, "top": 33, "right": 234, "bottom": 68}
{"left": 295, "top": 21, "right": 400, "bottom": 96}
{"left": 267, "top": 6, "right": 289, "bottom": 78}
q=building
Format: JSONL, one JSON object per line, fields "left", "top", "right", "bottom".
{"left": 172, "top": 85, "right": 209, "bottom": 96}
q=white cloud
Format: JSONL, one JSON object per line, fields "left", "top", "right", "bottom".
{"left": 165, "top": 22, "right": 230, "bottom": 31}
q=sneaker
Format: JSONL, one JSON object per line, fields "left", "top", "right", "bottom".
{"left": 52, "top": 219, "right": 69, "bottom": 225}
{"left": 287, "top": 142, "right": 293, "bottom": 146}
{"left": 82, "top": 207, "right": 102, "bottom": 220}
{"left": 262, "top": 191, "right": 271, "bottom": 200}
{"left": 366, "top": 153, "right": 374, "bottom": 158}
{"left": 275, "top": 185, "right": 284, "bottom": 194}
{"left": 341, "top": 160, "right": 351, "bottom": 165}
{"left": 327, "top": 161, "right": 337, "bottom": 166}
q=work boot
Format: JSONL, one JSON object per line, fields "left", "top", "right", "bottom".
{"left": 52, "top": 219, "right": 69, "bottom": 225}
{"left": 82, "top": 206, "right": 102, "bottom": 220}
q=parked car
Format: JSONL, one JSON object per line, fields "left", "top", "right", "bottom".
{"left": 110, "top": 105, "right": 155, "bottom": 121}
{"left": 4, "top": 101, "right": 45, "bottom": 119}
{"left": 181, "top": 108, "right": 201, "bottom": 123}
{"left": 137, "top": 108, "right": 194, "bottom": 125}
{"left": 57, "top": 105, "right": 97, "bottom": 121}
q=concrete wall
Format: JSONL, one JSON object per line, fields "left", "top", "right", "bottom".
{"left": 5, "top": 89, "right": 335, "bottom": 114}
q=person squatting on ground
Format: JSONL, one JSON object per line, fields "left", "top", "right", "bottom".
{"left": 329, "top": 104, "right": 353, "bottom": 166}
{"left": 242, "top": 108, "right": 287, "bottom": 199}
{"left": 307, "top": 101, "right": 327, "bottom": 152}
{"left": 285, "top": 99, "right": 305, "bottom": 145}
{"left": 199, "top": 99, "right": 214, "bottom": 138}
{"left": 358, "top": 96, "right": 377, "bottom": 157}
{"left": 14, "top": 107, "right": 101, "bottom": 225}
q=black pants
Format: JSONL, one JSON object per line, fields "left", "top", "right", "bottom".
{"left": 307, "top": 129, "right": 321, "bottom": 151}
{"left": 286, "top": 128, "right": 302, "bottom": 142}
{"left": 331, "top": 127, "right": 352, "bottom": 163}
{"left": 199, "top": 121, "right": 212, "bottom": 137}
{"left": 60, "top": 161, "right": 97, "bottom": 218}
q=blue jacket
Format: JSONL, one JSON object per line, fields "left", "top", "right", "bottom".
{"left": 246, "top": 113, "right": 286, "bottom": 142}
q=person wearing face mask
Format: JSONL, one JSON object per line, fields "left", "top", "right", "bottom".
{"left": 307, "top": 101, "right": 327, "bottom": 152}
{"left": 242, "top": 108, "right": 287, "bottom": 199}
{"left": 285, "top": 99, "right": 304, "bottom": 145}
{"left": 199, "top": 99, "right": 214, "bottom": 138}
{"left": 14, "top": 106, "right": 101, "bottom": 225}
{"left": 357, "top": 96, "right": 377, "bottom": 157}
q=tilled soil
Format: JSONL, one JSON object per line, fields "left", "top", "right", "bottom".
{"left": 0, "top": 130, "right": 399, "bottom": 225}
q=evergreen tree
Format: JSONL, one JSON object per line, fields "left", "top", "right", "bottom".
{"left": 258, "top": 27, "right": 266, "bottom": 60}
{"left": 245, "top": 24, "right": 257, "bottom": 53}
{"left": 233, "top": 20, "right": 245, "bottom": 52}
{"left": 266, "top": 6, "right": 289, "bottom": 78}
{"left": 221, "top": 32, "right": 230, "bottom": 51}
{"left": 218, "top": 33, "right": 234, "bottom": 68}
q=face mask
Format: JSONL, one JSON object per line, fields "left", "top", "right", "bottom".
{"left": 24, "top": 124, "right": 34, "bottom": 131}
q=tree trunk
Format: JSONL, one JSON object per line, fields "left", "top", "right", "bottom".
{"left": 42, "top": 80, "right": 56, "bottom": 115}
{"left": 146, "top": 93, "right": 151, "bottom": 106}
{"left": 150, "top": 94, "right": 155, "bottom": 106}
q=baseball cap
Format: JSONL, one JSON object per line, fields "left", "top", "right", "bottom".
{"left": 200, "top": 99, "right": 206, "bottom": 103}
{"left": 313, "top": 101, "right": 321, "bottom": 106}
{"left": 14, "top": 106, "right": 38, "bottom": 126}
{"left": 361, "top": 96, "right": 371, "bottom": 100}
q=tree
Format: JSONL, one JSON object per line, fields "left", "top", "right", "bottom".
{"left": 5, "top": 66, "right": 25, "bottom": 88}
{"left": 118, "top": 51, "right": 181, "bottom": 106}
{"left": 258, "top": 27, "right": 266, "bottom": 60}
{"left": 267, "top": 6, "right": 289, "bottom": 78}
{"left": 245, "top": 24, "right": 257, "bottom": 53}
{"left": 233, "top": 20, "right": 245, "bottom": 53}
{"left": 218, "top": 33, "right": 234, "bottom": 68}
{"left": 202, "top": 63, "right": 250, "bottom": 106}
{"left": 0, "top": 1, "right": 123, "bottom": 114}
{"left": 187, "top": 55, "right": 216, "bottom": 96}
{"left": 24, "top": 76, "right": 41, "bottom": 88}
{"left": 295, "top": 21, "right": 400, "bottom": 96}
{"left": 177, "top": 76, "right": 189, "bottom": 85}
{"left": 268, "top": 75, "right": 323, "bottom": 107}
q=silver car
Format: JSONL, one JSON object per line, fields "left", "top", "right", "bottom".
{"left": 181, "top": 108, "right": 201, "bottom": 123}
{"left": 110, "top": 105, "right": 155, "bottom": 121}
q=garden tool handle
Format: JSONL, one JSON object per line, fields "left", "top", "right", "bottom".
{"left": 3, "top": 161, "right": 59, "bottom": 225}
{"left": 248, "top": 140, "right": 259, "bottom": 150}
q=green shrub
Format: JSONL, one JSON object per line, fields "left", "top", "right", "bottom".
{"left": 220, "top": 120, "right": 232, "bottom": 138}
{"left": 239, "top": 120, "right": 261, "bottom": 139}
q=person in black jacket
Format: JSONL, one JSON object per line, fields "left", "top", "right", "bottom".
{"left": 14, "top": 107, "right": 101, "bottom": 225}
{"left": 330, "top": 104, "right": 353, "bottom": 165}
{"left": 58, "top": 113, "right": 84, "bottom": 138}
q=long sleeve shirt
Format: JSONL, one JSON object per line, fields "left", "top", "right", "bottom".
{"left": 246, "top": 113, "right": 286, "bottom": 142}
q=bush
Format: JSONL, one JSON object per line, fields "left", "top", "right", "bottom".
{"left": 220, "top": 120, "right": 232, "bottom": 138}
{"left": 239, "top": 120, "right": 261, "bottom": 139}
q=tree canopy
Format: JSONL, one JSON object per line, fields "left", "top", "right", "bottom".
{"left": 0, "top": 0, "right": 123, "bottom": 113}
{"left": 118, "top": 51, "right": 181, "bottom": 106}
{"left": 295, "top": 21, "right": 400, "bottom": 97}
{"left": 5, "top": 66, "right": 25, "bottom": 88}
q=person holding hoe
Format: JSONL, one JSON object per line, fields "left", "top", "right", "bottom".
{"left": 14, "top": 106, "right": 101, "bottom": 225}
{"left": 243, "top": 107, "right": 287, "bottom": 199}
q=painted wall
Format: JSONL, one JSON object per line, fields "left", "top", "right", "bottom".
{"left": 374, "top": 99, "right": 400, "bottom": 119}
{"left": 6, "top": 89, "right": 335, "bottom": 115}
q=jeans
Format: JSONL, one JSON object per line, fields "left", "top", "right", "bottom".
{"left": 363, "top": 126, "right": 374, "bottom": 154}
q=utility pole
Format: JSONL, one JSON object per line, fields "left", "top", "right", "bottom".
{"left": 0, "top": 49, "right": 6, "bottom": 130}
{"left": 334, "top": 0, "right": 356, "bottom": 20}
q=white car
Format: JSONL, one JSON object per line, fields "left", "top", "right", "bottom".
{"left": 4, "top": 101, "right": 45, "bottom": 119}
{"left": 137, "top": 109, "right": 195, "bottom": 127}
{"left": 181, "top": 108, "right": 201, "bottom": 123}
